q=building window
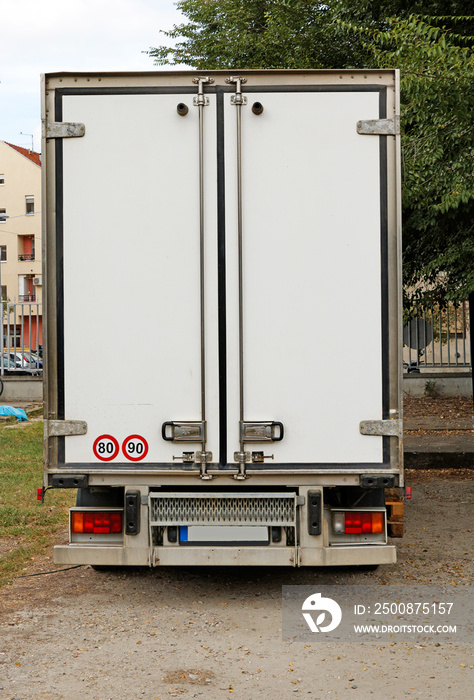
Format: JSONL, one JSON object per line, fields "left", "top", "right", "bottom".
{"left": 6, "top": 325, "right": 22, "bottom": 348}
{"left": 0, "top": 245, "right": 6, "bottom": 262}
{"left": 26, "top": 196, "right": 35, "bottom": 215}
{"left": 18, "top": 274, "right": 36, "bottom": 302}
{"left": 0, "top": 174, "right": 4, "bottom": 185}
{"left": 1, "top": 285, "right": 6, "bottom": 300}
{"left": 0, "top": 208, "right": 7, "bottom": 222}
{"left": 18, "top": 236, "right": 35, "bottom": 262}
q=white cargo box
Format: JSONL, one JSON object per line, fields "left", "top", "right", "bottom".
{"left": 43, "top": 70, "right": 401, "bottom": 480}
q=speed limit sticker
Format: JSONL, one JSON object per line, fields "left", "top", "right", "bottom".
{"left": 93, "top": 435, "right": 119, "bottom": 461}
{"left": 122, "top": 434, "right": 149, "bottom": 461}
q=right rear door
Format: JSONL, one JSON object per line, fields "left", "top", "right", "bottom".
{"left": 223, "top": 86, "right": 388, "bottom": 468}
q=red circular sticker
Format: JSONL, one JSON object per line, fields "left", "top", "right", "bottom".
{"left": 122, "top": 434, "right": 149, "bottom": 462}
{"left": 93, "top": 435, "right": 119, "bottom": 461}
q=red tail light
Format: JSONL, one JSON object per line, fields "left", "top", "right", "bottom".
{"left": 344, "top": 511, "right": 384, "bottom": 535}
{"left": 71, "top": 511, "right": 122, "bottom": 534}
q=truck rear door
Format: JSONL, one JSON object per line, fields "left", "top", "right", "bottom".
{"left": 56, "top": 88, "right": 220, "bottom": 467}
{"left": 44, "top": 72, "right": 399, "bottom": 477}
{"left": 223, "top": 85, "right": 389, "bottom": 469}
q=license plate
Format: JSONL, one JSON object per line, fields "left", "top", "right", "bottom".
{"left": 179, "top": 525, "right": 269, "bottom": 546}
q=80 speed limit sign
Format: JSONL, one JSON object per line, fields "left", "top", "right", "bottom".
{"left": 122, "top": 434, "right": 148, "bottom": 461}
{"left": 93, "top": 435, "right": 119, "bottom": 461}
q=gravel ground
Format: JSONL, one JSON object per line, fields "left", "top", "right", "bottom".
{"left": 1, "top": 469, "right": 473, "bottom": 700}
{"left": 403, "top": 396, "right": 473, "bottom": 420}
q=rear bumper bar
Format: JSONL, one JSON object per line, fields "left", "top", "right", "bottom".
{"left": 54, "top": 544, "right": 396, "bottom": 567}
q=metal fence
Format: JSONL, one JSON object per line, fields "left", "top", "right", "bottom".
{"left": 1, "top": 300, "right": 43, "bottom": 376}
{"left": 1, "top": 298, "right": 471, "bottom": 377}
{"left": 403, "top": 301, "right": 471, "bottom": 371}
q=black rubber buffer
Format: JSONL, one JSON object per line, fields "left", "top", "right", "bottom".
{"left": 307, "top": 490, "right": 322, "bottom": 536}
{"left": 125, "top": 490, "right": 141, "bottom": 536}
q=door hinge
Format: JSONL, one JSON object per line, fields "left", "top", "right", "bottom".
{"left": 192, "top": 76, "right": 214, "bottom": 106}
{"left": 357, "top": 117, "right": 400, "bottom": 136}
{"left": 360, "top": 419, "right": 402, "bottom": 437}
{"left": 46, "top": 420, "right": 88, "bottom": 437}
{"left": 234, "top": 450, "right": 251, "bottom": 464}
{"left": 44, "top": 121, "right": 85, "bottom": 139}
{"left": 225, "top": 76, "right": 248, "bottom": 105}
{"left": 195, "top": 450, "right": 213, "bottom": 464}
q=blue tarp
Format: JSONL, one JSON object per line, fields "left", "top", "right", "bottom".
{"left": 0, "top": 405, "right": 29, "bottom": 421}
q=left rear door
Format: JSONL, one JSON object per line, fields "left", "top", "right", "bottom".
{"left": 57, "top": 89, "right": 219, "bottom": 466}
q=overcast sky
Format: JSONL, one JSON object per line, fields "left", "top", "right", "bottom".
{"left": 0, "top": 0, "right": 185, "bottom": 152}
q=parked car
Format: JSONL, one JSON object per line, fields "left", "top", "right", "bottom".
{"left": 22, "top": 351, "right": 43, "bottom": 369}
{"left": 1, "top": 354, "right": 21, "bottom": 374}
{"left": 2, "top": 351, "right": 42, "bottom": 376}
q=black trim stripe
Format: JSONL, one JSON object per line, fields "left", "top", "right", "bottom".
{"left": 54, "top": 91, "right": 65, "bottom": 464}
{"left": 54, "top": 84, "right": 386, "bottom": 97}
{"left": 216, "top": 89, "right": 227, "bottom": 467}
{"left": 378, "top": 88, "right": 390, "bottom": 464}
{"left": 53, "top": 83, "right": 392, "bottom": 471}
{"left": 54, "top": 86, "right": 199, "bottom": 97}
{"left": 56, "top": 461, "right": 391, "bottom": 471}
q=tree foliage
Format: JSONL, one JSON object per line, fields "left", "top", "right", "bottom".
{"left": 148, "top": 2, "right": 474, "bottom": 304}
{"left": 341, "top": 15, "right": 474, "bottom": 303}
{"left": 336, "top": 0, "right": 472, "bottom": 33}
{"left": 147, "top": 1, "right": 365, "bottom": 69}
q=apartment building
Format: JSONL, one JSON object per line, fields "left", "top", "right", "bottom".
{"left": 0, "top": 141, "right": 42, "bottom": 349}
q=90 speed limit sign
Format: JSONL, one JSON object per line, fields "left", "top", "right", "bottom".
{"left": 122, "top": 434, "right": 149, "bottom": 461}
{"left": 93, "top": 435, "right": 120, "bottom": 461}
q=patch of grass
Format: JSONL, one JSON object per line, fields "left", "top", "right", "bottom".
{"left": 27, "top": 407, "right": 44, "bottom": 419}
{"left": 0, "top": 420, "right": 75, "bottom": 586}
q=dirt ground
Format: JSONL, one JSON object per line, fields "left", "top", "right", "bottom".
{"left": 0, "top": 468, "right": 473, "bottom": 700}
{"left": 403, "top": 396, "right": 473, "bottom": 420}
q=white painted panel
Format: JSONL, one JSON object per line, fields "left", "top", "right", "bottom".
{"left": 225, "top": 91, "right": 384, "bottom": 463}
{"left": 62, "top": 94, "right": 219, "bottom": 463}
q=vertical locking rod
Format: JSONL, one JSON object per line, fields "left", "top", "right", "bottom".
{"left": 226, "top": 76, "right": 248, "bottom": 479}
{"left": 193, "top": 76, "right": 214, "bottom": 479}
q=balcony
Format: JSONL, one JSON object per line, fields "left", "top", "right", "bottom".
{"left": 19, "top": 294, "right": 36, "bottom": 302}
{"left": 17, "top": 235, "right": 35, "bottom": 263}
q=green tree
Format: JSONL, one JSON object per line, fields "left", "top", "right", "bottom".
{"left": 148, "top": 1, "right": 471, "bottom": 69}
{"left": 336, "top": 0, "right": 472, "bottom": 33}
{"left": 147, "top": 1, "right": 364, "bottom": 69}
{"left": 342, "top": 15, "right": 474, "bottom": 304}
{"left": 148, "top": 3, "right": 474, "bottom": 304}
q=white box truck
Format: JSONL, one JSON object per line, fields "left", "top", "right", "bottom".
{"left": 42, "top": 69, "right": 403, "bottom": 568}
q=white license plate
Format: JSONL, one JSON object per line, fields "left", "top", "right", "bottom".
{"left": 179, "top": 525, "right": 269, "bottom": 545}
